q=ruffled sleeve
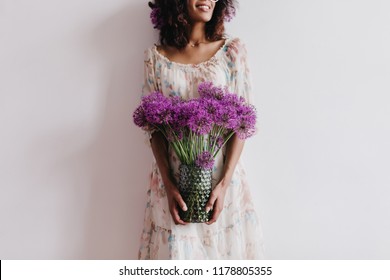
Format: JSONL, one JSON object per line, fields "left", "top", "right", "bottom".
{"left": 228, "top": 39, "right": 253, "bottom": 103}
{"left": 227, "top": 38, "right": 258, "bottom": 135}
{"left": 140, "top": 47, "right": 159, "bottom": 147}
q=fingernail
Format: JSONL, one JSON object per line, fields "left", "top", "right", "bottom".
{"left": 205, "top": 207, "right": 210, "bottom": 213}
{"left": 183, "top": 205, "right": 188, "bottom": 211}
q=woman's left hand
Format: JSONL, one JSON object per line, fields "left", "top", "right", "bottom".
{"left": 205, "top": 178, "right": 230, "bottom": 225}
{"left": 205, "top": 134, "right": 244, "bottom": 225}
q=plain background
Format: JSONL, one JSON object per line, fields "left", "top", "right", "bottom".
{"left": 1, "top": 0, "right": 390, "bottom": 259}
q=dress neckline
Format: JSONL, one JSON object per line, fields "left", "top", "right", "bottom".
{"left": 152, "top": 37, "right": 230, "bottom": 68}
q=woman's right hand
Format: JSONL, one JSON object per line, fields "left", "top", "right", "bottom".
{"left": 150, "top": 131, "right": 188, "bottom": 225}
{"left": 164, "top": 181, "right": 188, "bottom": 225}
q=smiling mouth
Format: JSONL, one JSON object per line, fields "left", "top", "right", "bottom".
{"left": 196, "top": 4, "right": 211, "bottom": 11}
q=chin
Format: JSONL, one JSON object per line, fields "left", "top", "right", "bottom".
{"left": 190, "top": 13, "right": 213, "bottom": 23}
{"left": 196, "top": 16, "right": 213, "bottom": 23}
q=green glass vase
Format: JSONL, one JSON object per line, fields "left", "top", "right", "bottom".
{"left": 178, "top": 163, "right": 213, "bottom": 223}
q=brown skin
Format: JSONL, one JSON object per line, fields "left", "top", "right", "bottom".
{"left": 151, "top": 0, "right": 246, "bottom": 225}
{"left": 157, "top": 0, "right": 225, "bottom": 65}
{"left": 150, "top": 131, "right": 189, "bottom": 225}
{"left": 204, "top": 134, "right": 244, "bottom": 225}
{"left": 156, "top": 39, "right": 225, "bottom": 65}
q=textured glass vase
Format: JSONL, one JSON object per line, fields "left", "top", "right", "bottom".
{"left": 178, "top": 163, "right": 213, "bottom": 223}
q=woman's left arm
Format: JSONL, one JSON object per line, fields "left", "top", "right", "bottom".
{"left": 205, "top": 38, "right": 254, "bottom": 225}
{"left": 205, "top": 134, "right": 245, "bottom": 225}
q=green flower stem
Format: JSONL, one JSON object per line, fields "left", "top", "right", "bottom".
{"left": 210, "top": 126, "right": 225, "bottom": 156}
{"left": 154, "top": 122, "right": 235, "bottom": 167}
{"left": 162, "top": 123, "right": 191, "bottom": 164}
{"left": 213, "top": 131, "right": 235, "bottom": 158}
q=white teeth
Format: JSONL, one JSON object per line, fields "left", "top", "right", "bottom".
{"left": 197, "top": 5, "right": 210, "bottom": 10}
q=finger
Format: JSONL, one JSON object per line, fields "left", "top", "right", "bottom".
{"left": 205, "top": 210, "right": 218, "bottom": 225}
{"left": 206, "top": 201, "right": 222, "bottom": 225}
{"left": 205, "top": 212, "right": 218, "bottom": 225}
{"left": 205, "top": 191, "right": 218, "bottom": 213}
{"left": 170, "top": 205, "right": 188, "bottom": 225}
{"left": 173, "top": 192, "right": 188, "bottom": 212}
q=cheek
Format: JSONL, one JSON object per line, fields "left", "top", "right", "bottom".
{"left": 210, "top": 5, "right": 216, "bottom": 15}
{"left": 187, "top": 0, "right": 195, "bottom": 10}
{"left": 187, "top": 8, "right": 197, "bottom": 20}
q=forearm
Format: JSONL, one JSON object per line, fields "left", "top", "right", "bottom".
{"left": 150, "top": 131, "right": 188, "bottom": 222}
{"left": 205, "top": 133, "right": 245, "bottom": 222}
{"left": 150, "top": 131, "right": 173, "bottom": 185}
{"left": 220, "top": 134, "right": 245, "bottom": 186}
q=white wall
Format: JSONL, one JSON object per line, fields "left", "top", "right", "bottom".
{"left": 1, "top": 0, "right": 389, "bottom": 259}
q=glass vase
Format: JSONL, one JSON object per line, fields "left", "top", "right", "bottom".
{"left": 178, "top": 163, "right": 213, "bottom": 223}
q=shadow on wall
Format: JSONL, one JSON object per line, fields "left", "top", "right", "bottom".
{"left": 79, "top": 2, "right": 158, "bottom": 259}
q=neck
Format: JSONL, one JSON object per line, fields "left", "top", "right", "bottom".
{"left": 188, "top": 22, "right": 208, "bottom": 44}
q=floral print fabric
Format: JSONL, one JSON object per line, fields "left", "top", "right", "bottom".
{"left": 138, "top": 37, "right": 266, "bottom": 259}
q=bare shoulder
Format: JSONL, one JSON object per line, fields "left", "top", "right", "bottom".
{"left": 214, "top": 38, "right": 226, "bottom": 48}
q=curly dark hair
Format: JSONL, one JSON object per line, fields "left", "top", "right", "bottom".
{"left": 148, "top": 0, "right": 237, "bottom": 49}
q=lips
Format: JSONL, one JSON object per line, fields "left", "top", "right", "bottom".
{"left": 196, "top": 4, "right": 211, "bottom": 12}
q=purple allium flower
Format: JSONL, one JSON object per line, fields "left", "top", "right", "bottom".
{"left": 133, "top": 106, "right": 147, "bottom": 128}
{"left": 234, "top": 114, "right": 257, "bottom": 139}
{"left": 188, "top": 104, "right": 213, "bottom": 135}
{"left": 195, "top": 151, "right": 214, "bottom": 169}
{"left": 200, "top": 98, "right": 223, "bottom": 123}
{"left": 198, "top": 81, "right": 227, "bottom": 100}
{"left": 236, "top": 103, "right": 256, "bottom": 117}
{"left": 171, "top": 96, "right": 182, "bottom": 105}
{"left": 216, "top": 105, "right": 238, "bottom": 129}
{"left": 150, "top": 7, "right": 164, "bottom": 30}
{"left": 198, "top": 81, "right": 214, "bottom": 98}
{"left": 133, "top": 104, "right": 157, "bottom": 132}
{"left": 142, "top": 90, "right": 167, "bottom": 103}
{"left": 170, "top": 100, "right": 193, "bottom": 129}
{"left": 222, "top": 92, "right": 243, "bottom": 108}
{"left": 224, "top": 6, "right": 236, "bottom": 22}
{"left": 141, "top": 91, "right": 172, "bottom": 125}
{"left": 214, "top": 87, "right": 227, "bottom": 100}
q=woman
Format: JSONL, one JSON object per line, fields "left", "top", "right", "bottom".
{"left": 138, "top": 0, "right": 265, "bottom": 259}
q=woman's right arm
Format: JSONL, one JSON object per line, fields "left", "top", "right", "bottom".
{"left": 150, "top": 131, "right": 188, "bottom": 225}
{"left": 142, "top": 48, "right": 187, "bottom": 225}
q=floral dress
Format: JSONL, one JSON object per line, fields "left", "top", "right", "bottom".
{"left": 138, "top": 36, "right": 266, "bottom": 259}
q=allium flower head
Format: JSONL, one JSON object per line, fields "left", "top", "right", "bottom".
{"left": 198, "top": 81, "right": 214, "bottom": 98}
{"left": 224, "top": 6, "right": 236, "bottom": 22}
{"left": 195, "top": 151, "right": 214, "bottom": 169}
{"left": 141, "top": 91, "right": 172, "bottom": 125}
{"left": 223, "top": 92, "right": 242, "bottom": 107}
{"left": 200, "top": 98, "right": 223, "bottom": 123}
{"left": 133, "top": 106, "right": 147, "bottom": 128}
{"left": 234, "top": 114, "right": 257, "bottom": 139}
{"left": 216, "top": 105, "right": 238, "bottom": 129}
{"left": 188, "top": 107, "right": 213, "bottom": 135}
{"left": 198, "top": 81, "right": 228, "bottom": 101}
{"left": 150, "top": 7, "right": 164, "bottom": 30}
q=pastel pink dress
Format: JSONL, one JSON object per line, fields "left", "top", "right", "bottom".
{"left": 138, "top": 36, "right": 266, "bottom": 259}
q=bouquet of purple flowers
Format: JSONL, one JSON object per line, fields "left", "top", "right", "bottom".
{"left": 133, "top": 81, "right": 256, "bottom": 222}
